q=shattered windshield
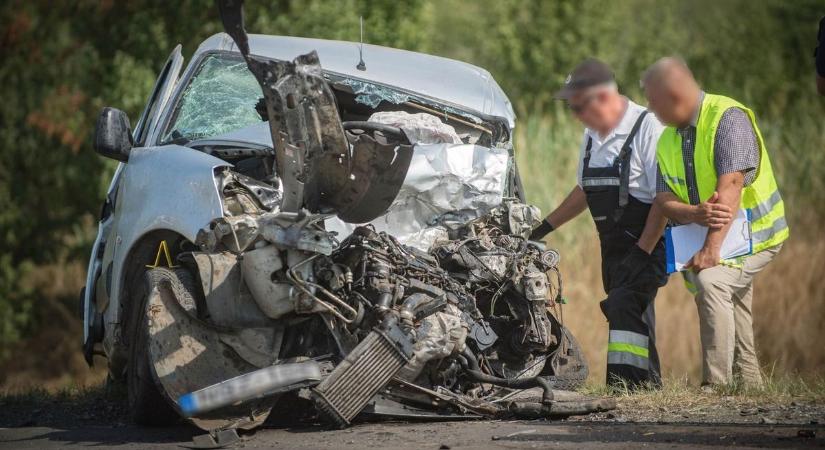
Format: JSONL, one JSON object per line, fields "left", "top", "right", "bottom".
{"left": 161, "top": 53, "right": 262, "bottom": 144}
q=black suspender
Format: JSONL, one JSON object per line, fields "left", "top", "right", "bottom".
{"left": 583, "top": 137, "right": 594, "bottom": 168}
{"left": 617, "top": 110, "right": 649, "bottom": 209}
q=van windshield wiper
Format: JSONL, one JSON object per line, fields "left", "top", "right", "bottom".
{"left": 185, "top": 138, "right": 274, "bottom": 158}
{"left": 161, "top": 129, "right": 191, "bottom": 146}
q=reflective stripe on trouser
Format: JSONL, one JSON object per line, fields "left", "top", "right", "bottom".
{"left": 608, "top": 330, "right": 649, "bottom": 370}
{"left": 602, "top": 298, "right": 661, "bottom": 388}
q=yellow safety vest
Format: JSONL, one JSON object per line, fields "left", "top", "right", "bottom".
{"left": 656, "top": 93, "right": 789, "bottom": 268}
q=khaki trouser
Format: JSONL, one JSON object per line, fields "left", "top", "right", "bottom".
{"left": 684, "top": 244, "right": 782, "bottom": 386}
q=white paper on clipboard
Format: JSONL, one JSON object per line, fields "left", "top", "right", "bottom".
{"left": 664, "top": 209, "right": 753, "bottom": 273}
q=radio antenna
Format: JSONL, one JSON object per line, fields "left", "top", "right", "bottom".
{"left": 356, "top": 16, "right": 366, "bottom": 71}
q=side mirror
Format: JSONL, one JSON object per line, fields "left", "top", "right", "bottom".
{"left": 93, "top": 107, "right": 133, "bottom": 162}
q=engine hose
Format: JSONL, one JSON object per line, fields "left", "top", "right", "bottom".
{"left": 398, "top": 293, "right": 434, "bottom": 330}
{"left": 457, "top": 349, "right": 554, "bottom": 404}
{"left": 376, "top": 292, "right": 393, "bottom": 311}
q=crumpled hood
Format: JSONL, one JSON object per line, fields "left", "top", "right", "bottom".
{"left": 326, "top": 143, "right": 509, "bottom": 251}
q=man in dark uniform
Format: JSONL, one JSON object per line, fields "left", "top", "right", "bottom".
{"left": 530, "top": 59, "right": 669, "bottom": 389}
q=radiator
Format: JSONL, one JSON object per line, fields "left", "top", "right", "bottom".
{"left": 312, "top": 328, "right": 411, "bottom": 427}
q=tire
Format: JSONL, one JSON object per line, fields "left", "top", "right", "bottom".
{"left": 543, "top": 325, "right": 589, "bottom": 391}
{"left": 126, "top": 267, "right": 189, "bottom": 426}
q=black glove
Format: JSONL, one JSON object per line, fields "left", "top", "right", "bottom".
{"left": 615, "top": 244, "right": 655, "bottom": 289}
{"left": 624, "top": 244, "right": 652, "bottom": 264}
{"left": 529, "top": 218, "right": 555, "bottom": 240}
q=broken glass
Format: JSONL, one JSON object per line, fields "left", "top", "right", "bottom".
{"left": 162, "top": 54, "right": 263, "bottom": 143}
{"left": 340, "top": 78, "right": 411, "bottom": 108}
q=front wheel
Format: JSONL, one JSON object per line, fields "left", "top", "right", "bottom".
{"left": 126, "top": 268, "right": 186, "bottom": 426}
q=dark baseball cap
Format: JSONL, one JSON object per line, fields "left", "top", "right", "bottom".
{"left": 554, "top": 58, "right": 615, "bottom": 100}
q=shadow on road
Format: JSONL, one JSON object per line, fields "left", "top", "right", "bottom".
{"left": 491, "top": 422, "right": 822, "bottom": 448}
{"left": 0, "top": 425, "right": 195, "bottom": 449}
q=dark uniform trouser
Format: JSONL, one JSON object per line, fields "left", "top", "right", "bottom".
{"left": 598, "top": 228, "right": 668, "bottom": 389}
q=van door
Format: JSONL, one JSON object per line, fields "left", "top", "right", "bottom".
{"left": 132, "top": 45, "right": 183, "bottom": 147}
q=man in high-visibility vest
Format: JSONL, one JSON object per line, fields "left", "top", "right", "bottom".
{"left": 641, "top": 57, "right": 789, "bottom": 388}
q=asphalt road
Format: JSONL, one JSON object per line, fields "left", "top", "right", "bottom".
{"left": 1, "top": 420, "right": 823, "bottom": 449}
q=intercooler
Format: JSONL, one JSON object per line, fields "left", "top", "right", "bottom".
{"left": 311, "top": 326, "right": 413, "bottom": 427}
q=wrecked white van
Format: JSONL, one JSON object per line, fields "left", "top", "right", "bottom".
{"left": 81, "top": 1, "right": 605, "bottom": 441}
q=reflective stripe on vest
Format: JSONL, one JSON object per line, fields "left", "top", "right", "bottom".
{"left": 751, "top": 190, "right": 782, "bottom": 221}
{"left": 656, "top": 93, "right": 789, "bottom": 261}
{"left": 683, "top": 272, "right": 698, "bottom": 295}
{"left": 581, "top": 177, "right": 621, "bottom": 187}
{"left": 753, "top": 215, "right": 788, "bottom": 244}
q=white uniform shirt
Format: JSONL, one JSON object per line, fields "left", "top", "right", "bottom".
{"left": 576, "top": 99, "right": 664, "bottom": 204}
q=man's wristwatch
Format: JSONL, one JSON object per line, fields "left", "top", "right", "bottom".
{"left": 529, "top": 218, "right": 555, "bottom": 240}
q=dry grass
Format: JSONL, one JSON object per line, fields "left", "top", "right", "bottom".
{"left": 578, "top": 373, "right": 825, "bottom": 425}
{"left": 582, "top": 374, "right": 825, "bottom": 405}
